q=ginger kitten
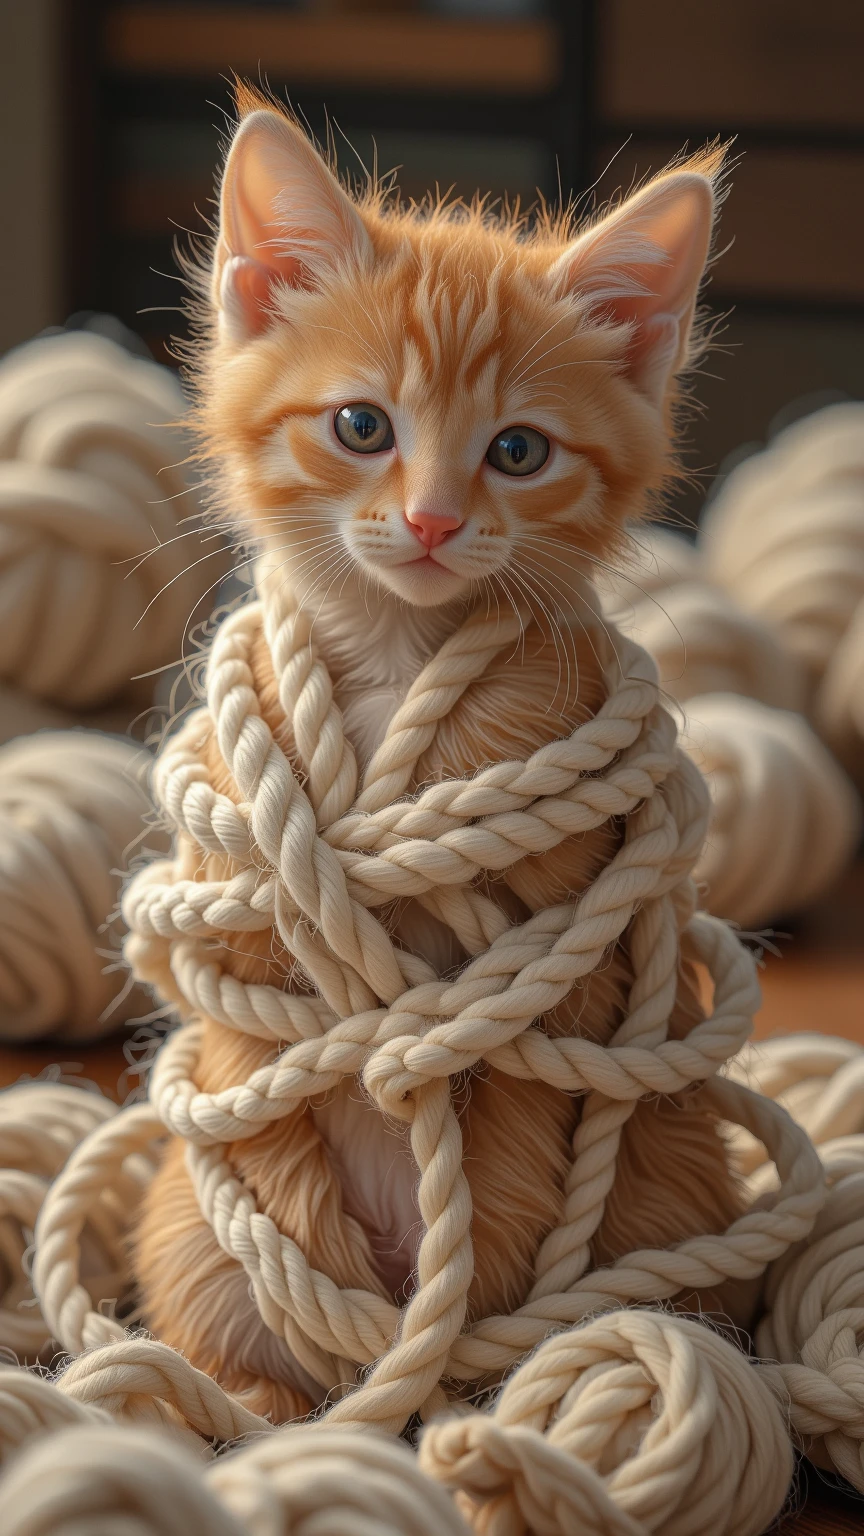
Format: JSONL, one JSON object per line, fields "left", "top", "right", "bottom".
{"left": 134, "top": 92, "right": 739, "bottom": 1419}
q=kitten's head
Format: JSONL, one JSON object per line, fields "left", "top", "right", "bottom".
{"left": 197, "top": 91, "right": 722, "bottom": 613}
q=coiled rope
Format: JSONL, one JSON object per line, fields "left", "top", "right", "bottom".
{"left": 0, "top": 568, "right": 862, "bottom": 1534}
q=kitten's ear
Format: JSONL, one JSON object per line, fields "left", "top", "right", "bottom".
{"left": 548, "top": 168, "right": 717, "bottom": 410}
{"left": 213, "top": 109, "right": 373, "bottom": 342}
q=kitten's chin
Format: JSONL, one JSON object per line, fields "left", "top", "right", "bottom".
{"left": 361, "top": 556, "right": 472, "bottom": 608}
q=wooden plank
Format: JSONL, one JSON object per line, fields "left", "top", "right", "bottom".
{"left": 105, "top": 5, "right": 559, "bottom": 95}
{"left": 592, "top": 141, "right": 864, "bottom": 304}
{"left": 752, "top": 955, "right": 864, "bottom": 1045}
{"left": 0, "top": 1040, "right": 126, "bottom": 1100}
{"left": 778, "top": 1495, "right": 864, "bottom": 1535}
{"left": 598, "top": 0, "right": 864, "bottom": 132}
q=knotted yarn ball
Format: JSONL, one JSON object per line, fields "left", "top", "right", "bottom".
{"left": 702, "top": 402, "right": 864, "bottom": 685}
{"left": 0, "top": 1321, "right": 795, "bottom": 1536}
{"left": 0, "top": 1082, "right": 118, "bottom": 1358}
{"left": 0, "top": 730, "right": 163, "bottom": 1042}
{"left": 680, "top": 692, "right": 861, "bottom": 928}
{"left": 0, "top": 329, "right": 225, "bottom": 715}
{"left": 701, "top": 403, "right": 864, "bottom": 761}
{"left": 419, "top": 1310, "right": 794, "bottom": 1536}
{"left": 0, "top": 1420, "right": 473, "bottom": 1536}
{"left": 817, "top": 593, "right": 864, "bottom": 785}
{"left": 728, "top": 1033, "right": 864, "bottom": 1491}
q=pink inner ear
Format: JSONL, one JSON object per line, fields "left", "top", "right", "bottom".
{"left": 221, "top": 253, "right": 307, "bottom": 337}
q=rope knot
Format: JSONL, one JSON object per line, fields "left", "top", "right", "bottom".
{"left": 362, "top": 1034, "right": 432, "bottom": 1119}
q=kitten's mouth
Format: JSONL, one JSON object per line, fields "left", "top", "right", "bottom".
{"left": 364, "top": 545, "right": 474, "bottom": 608}
{"left": 394, "top": 550, "right": 446, "bottom": 567}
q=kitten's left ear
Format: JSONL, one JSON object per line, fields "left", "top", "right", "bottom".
{"left": 213, "top": 108, "right": 373, "bottom": 343}
{"left": 549, "top": 168, "right": 717, "bottom": 410}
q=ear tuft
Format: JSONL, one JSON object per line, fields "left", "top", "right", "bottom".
{"left": 549, "top": 163, "right": 719, "bottom": 410}
{"left": 213, "top": 109, "right": 373, "bottom": 343}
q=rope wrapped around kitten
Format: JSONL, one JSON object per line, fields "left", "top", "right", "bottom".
{"left": 3, "top": 568, "right": 864, "bottom": 1534}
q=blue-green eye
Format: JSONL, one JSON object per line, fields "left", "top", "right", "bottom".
{"left": 486, "top": 426, "right": 549, "bottom": 477}
{"left": 334, "top": 403, "right": 394, "bottom": 454}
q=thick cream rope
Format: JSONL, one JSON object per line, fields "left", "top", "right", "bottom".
{"left": 0, "top": 577, "right": 863, "bottom": 1533}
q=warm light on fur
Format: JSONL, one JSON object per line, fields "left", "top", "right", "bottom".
{"left": 134, "top": 90, "right": 739, "bottom": 1417}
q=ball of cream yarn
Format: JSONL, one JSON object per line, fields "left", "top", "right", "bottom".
{"left": 0, "top": 730, "right": 162, "bottom": 1043}
{"left": 602, "top": 548, "right": 806, "bottom": 711}
{"left": 0, "top": 329, "right": 221, "bottom": 714}
{"left": 702, "top": 401, "right": 864, "bottom": 784}
{"left": 702, "top": 402, "right": 864, "bottom": 690}
{"left": 818, "top": 594, "right": 864, "bottom": 777}
{"left": 682, "top": 692, "right": 861, "bottom": 928}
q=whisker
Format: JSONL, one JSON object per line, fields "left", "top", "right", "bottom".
{"left": 507, "top": 562, "right": 574, "bottom": 709}
{"left": 509, "top": 335, "right": 607, "bottom": 393}
{"left": 518, "top": 531, "right": 686, "bottom": 670}
{"left": 131, "top": 542, "right": 237, "bottom": 629}
{"left": 117, "top": 524, "right": 225, "bottom": 579}
{"left": 151, "top": 531, "right": 332, "bottom": 708}
{"left": 141, "top": 478, "right": 214, "bottom": 508}
{"left": 491, "top": 569, "right": 529, "bottom": 668}
{"left": 518, "top": 546, "right": 626, "bottom": 684}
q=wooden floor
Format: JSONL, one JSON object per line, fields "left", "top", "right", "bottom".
{"left": 1, "top": 885, "right": 862, "bottom": 1532}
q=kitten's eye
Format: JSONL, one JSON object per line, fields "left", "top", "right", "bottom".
{"left": 334, "top": 403, "right": 394, "bottom": 454}
{"left": 486, "top": 426, "right": 549, "bottom": 477}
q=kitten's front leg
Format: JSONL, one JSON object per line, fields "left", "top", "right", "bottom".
{"left": 134, "top": 1138, "right": 317, "bottom": 1422}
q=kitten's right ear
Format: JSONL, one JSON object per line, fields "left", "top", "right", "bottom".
{"left": 213, "top": 109, "right": 373, "bottom": 343}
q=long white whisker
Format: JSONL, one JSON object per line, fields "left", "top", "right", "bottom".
{"left": 505, "top": 561, "right": 573, "bottom": 711}
{"left": 518, "top": 531, "right": 687, "bottom": 665}
{"left": 518, "top": 546, "right": 625, "bottom": 682}
{"left": 132, "top": 542, "right": 238, "bottom": 629}
{"left": 118, "top": 524, "right": 225, "bottom": 579}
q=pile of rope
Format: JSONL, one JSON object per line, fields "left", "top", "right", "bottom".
{"left": 0, "top": 566, "right": 862, "bottom": 1535}
{"left": 598, "top": 401, "right": 864, "bottom": 926}
{"left": 0, "top": 326, "right": 227, "bottom": 1040}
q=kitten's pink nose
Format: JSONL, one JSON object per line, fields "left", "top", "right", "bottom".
{"left": 404, "top": 507, "right": 462, "bottom": 549}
